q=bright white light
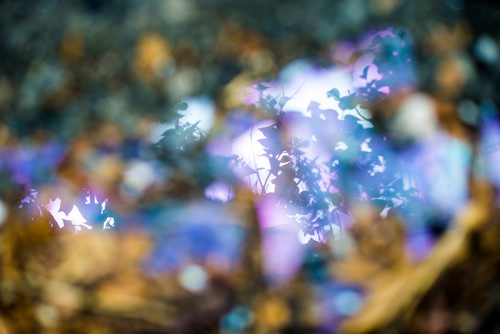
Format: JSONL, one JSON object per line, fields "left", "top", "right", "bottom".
{"left": 360, "top": 138, "right": 372, "bottom": 152}
{"left": 231, "top": 120, "right": 275, "bottom": 193}
{"left": 178, "top": 96, "right": 215, "bottom": 133}
{"left": 46, "top": 197, "right": 66, "bottom": 228}
{"left": 204, "top": 182, "right": 234, "bottom": 202}
{"left": 243, "top": 60, "right": 353, "bottom": 118}
{"left": 278, "top": 60, "right": 353, "bottom": 117}
{"left": 66, "top": 205, "right": 92, "bottom": 230}
{"left": 44, "top": 195, "right": 112, "bottom": 231}
{"left": 179, "top": 264, "right": 208, "bottom": 292}
{"left": 335, "top": 141, "right": 348, "bottom": 151}
{"left": 149, "top": 122, "right": 173, "bottom": 143}
{"left": 103, "top": 217, "right": 115, "bottom": 229}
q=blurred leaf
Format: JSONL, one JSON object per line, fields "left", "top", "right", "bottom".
{"left": 339, "top": 93, "right": 358, "bottom": 110}
{"left": 176, "top": 102, "right": 189, "bottom": 111}
{"left": 257, "top": 83, "right": 270, "bottom": 91}
{"left": 327, "top": 88, "right": 341, "bottom": 100}
{"left": 360, "top": 66, "right": 369, "bottom": 80}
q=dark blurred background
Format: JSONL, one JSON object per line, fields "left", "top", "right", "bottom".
{"left": 0, "top": 1, "right": 499, "bottom": 333}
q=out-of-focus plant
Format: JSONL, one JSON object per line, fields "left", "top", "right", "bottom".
{"left": 234, "top": 29, "right": 422, "bottom": 245}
